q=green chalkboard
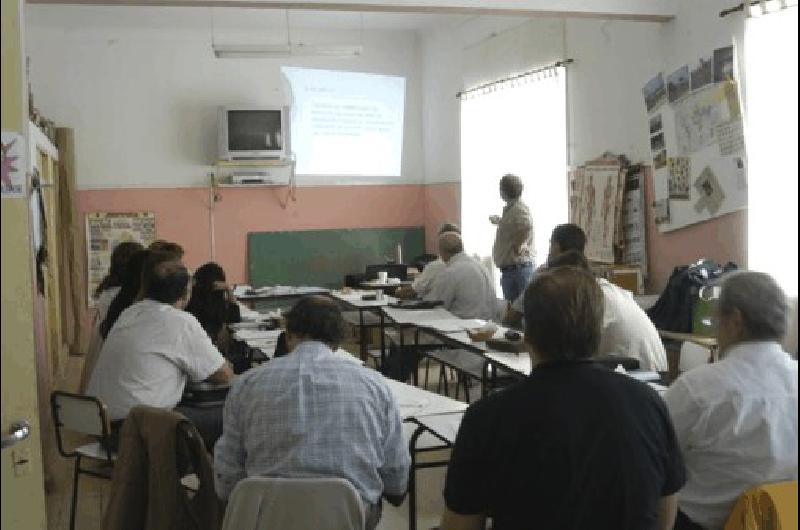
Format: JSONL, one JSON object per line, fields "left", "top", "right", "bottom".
{"left": 248, "top": 227, "right": 426, "bottom": 288}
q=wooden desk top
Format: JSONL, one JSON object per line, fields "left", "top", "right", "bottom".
{"left": 657, "top": 329, "right": 718, "bottom": 349}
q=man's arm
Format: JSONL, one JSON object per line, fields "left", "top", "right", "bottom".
{"left": 378, "top": 389, "right": 412, "bottom": 504}
{"left": 440, "top": 508, "right": 486, "bottom": 530}
{"left": 205, "top": 361, "right": 234, "bottom": 384}
{"left": 657, "top": 494, "right": 678, "bottom": 530}
{"left": 213, "top": 379, "right": 246, "bottom": 499}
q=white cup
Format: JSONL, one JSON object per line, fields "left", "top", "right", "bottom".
{"left": 376, "top": 290, "right": 385, "bottom": 301}
{"left": 377, "top": 271, "right": 388, "bottom": 283}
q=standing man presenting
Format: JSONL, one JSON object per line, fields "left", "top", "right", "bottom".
{"left": 490, "top": 173, "right": 534, "bottom": 302}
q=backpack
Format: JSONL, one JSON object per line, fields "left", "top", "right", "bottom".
{"left": 647, "top": 259, "right": 737, "bottom": 333}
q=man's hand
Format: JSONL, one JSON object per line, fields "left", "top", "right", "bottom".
{"left": 489, "top": 215, "right": 501, "bottom": 225}
{"left": 394, "top": 285, "right": 417, "bottom": 300}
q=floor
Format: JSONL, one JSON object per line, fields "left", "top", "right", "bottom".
{"left": 45, "top": 342, "right": 468, "bottom": 530}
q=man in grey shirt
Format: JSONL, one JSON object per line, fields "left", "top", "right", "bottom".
{"left": 491, "top": 174, "right": 535, "bottom": 303}
{"left": 214, "top": 296, "right": 410, "bottom": 528}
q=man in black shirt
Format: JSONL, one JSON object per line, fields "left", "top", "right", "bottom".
{"left": 441, "top": 266, "right": 686, "bottom": 530}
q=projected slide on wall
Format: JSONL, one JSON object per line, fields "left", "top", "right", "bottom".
{"left": 282, "top": 66, "right": 406, "bottom": 177}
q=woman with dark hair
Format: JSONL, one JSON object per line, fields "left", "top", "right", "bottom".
{"left": 99, "top": 249, "right": 152, "bottom": 340}
{"left": 93, "top": 241, "right": 144, "bottom": 319}
{"left": 185, "top": 262, "right": 241, "bottom": 356}
{"left": 80, "top": 242, "right": 144, "bottom": 393}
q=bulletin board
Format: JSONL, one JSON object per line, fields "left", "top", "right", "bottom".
{"left": 641, "top": 44, "right": 747, "bottom": 232}
{"left": 86, "top": 212, "right": 156, "bottom": 305}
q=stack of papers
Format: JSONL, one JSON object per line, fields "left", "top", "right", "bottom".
{"left": 233, "top": 329, "right": 284, "bottom": 342}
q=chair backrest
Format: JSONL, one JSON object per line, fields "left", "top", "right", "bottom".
{"left": 50, "top": 391, "right": 112, "bottom": 458}
{"left": 221, "top": 476, "right": 366, "bottom": 530}
{"left": 724, "top": 480, "right": 798, "bottom": 530}
{"left": 593, "top": 356, "right": 641, "bottom": 370}
{"left": 365, "top": 263, "right": 407, "bottom": 281}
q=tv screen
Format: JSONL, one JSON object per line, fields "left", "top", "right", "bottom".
{"left": 227, "top": 110, "right": 283, "bottom": 151}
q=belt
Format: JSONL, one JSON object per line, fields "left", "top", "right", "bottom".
{"left": 500, "top": 262, "right": 532, "bottom": 272}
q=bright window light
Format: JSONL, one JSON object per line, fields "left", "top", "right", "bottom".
{"left": 460, "top": 68, "right": 568, "bottom": 289}
{"left": 744, "top": 6, "right": 798, "bottom": 296}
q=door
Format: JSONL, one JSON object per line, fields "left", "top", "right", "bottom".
{"left": 1, "top": 0, "right": 49, "bottom": 528}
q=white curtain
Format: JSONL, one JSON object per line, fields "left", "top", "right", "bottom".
{"left": 460, "top": 67, "right": 568, "bottom": 288}
{"left": 744, "top": 5, "right": 798, "bottom": 296}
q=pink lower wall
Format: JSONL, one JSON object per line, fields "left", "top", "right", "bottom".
{"left": 643, "top": 168, "right": 747, "bottom": 294}
{"left": 78, "top": 184, "right": 427, "bottom": 285}
{"left": 77, "top": 175, "right": 746, "bottom": 297}
{"left": 423, "top": 182, "right": 461, "bottom": 252}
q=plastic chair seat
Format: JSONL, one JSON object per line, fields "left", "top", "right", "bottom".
{"left": 75, "top": 441, "right": 117, "bottom": 461}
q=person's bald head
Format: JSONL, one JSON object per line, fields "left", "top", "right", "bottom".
{"left": 438, "top": 232, "right": 464, "bottom": 263}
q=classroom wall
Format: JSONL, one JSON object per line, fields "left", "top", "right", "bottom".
{"left": 28, "top": 3, "right": 750, "bottom": 293}
{"left": 77, "top": 184, "right": 427, "bottom": 284}
{"left": 25, "top": 6, "right": 425, "bottom": 188}
{"left": 420, "top": 4, "right": 749, "bottom": 294}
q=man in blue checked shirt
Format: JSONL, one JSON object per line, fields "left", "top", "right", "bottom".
{"left": 214, "top": 295, "right": 410, "bottom": 528}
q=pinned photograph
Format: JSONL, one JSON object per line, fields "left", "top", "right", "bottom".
{"left": 650, "top": 132, "right": 665, "bottom": 152}
{"left": 690, "top": 57, "right": 713, "bottom": 91}
{"left": 668, "top": 157, "right": 691, "bottom": 200}
{"left": 714, "top": 45, "right": 735, "bottom": 83}
{"left": 694, "top": 166, "right": 726, "bottom": 215}
{"left": 654, "top": 199, "right": 671, "bottom": 225}
{"left": 667, "top": 65, "right": 690, "bottom": 104}
{"left": 649, "top": 114, "right": 662, "bottom": 135}
{"left": 642, "top": 73, "right": 667, "bottom": 113}
{"left": 653, "top": 149, "right": 667, "bottom": 169}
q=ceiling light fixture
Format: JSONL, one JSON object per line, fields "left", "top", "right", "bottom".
{"left": 211, "top": 8, "right": 364, "bottom": 59}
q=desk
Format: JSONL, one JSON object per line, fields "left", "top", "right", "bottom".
{"left": 380, "top": 308, "right": 458, "bottom": 385}
{"left": 329, "top": 290, "right": 398, "bottom": 363}
{"left": 658, "top": 329, "right": 719, "bottom": 367}
{"left": 360, "top": 279, "right": 413, "bottom": 294}
{"left": 384, "top": 378, "right": 466, "bottom": 530}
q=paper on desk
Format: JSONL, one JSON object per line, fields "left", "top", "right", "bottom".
{"left": 234, "top": 329, "right": 284, "bottom": 341}
{"left": 233, "top": 285, "right": 251, "bottom": 297}
{"left": 421, "top": 319, "right": 487, "bottom": 333}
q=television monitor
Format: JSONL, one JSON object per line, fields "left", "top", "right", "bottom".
{"left": 218, "top": 106, "right": 289, "bottom": 160}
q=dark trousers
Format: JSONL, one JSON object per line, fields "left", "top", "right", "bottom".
{"left": 674, "top": 509, "right": 704, "bottom": 530}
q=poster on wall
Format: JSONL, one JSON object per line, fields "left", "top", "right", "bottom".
{"left": 580, "top": 162, "right": 622, "bottom": 264}
{"left": 667, "top": 157, "right": 691, "bottom": 200}
{"left": 622, "top": 168, "right": 647, "bottom": 273}
{"left": 642, "top": 73, "right": 667, "bottom": 113}
{"left": 86, "top": 212, "right": 156, "bottom": 306}
{"left": 1, "top": 131, "right": 26, "bottom": 199}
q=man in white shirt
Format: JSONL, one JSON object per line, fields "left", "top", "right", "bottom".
{"left": 87, "top": 252, "right": 233, "bottom": 425}
{"left": 425, "top": 232, "right": 497, "bottom": 321}
{"left": 664, "top": 271, "right": 798, "bottom": 530}
{"left": 395, "top": 223, "right": 461, "bottom": 300}
{"left": 507, "top": 229, "right": 667, "bottom": 372}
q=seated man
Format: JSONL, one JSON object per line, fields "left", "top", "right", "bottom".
{"left": 547, "top": 251, "right": 667, "bottom": 371}
{"left": 424, "top": 232, "right": 497, "bottom": 321}
{"left": 664, "top": 271, "right": 798, "bottom": 530}
{"left": 441, "top": 266, "right": 685, "bottom": 530}
{"left": 395, "top": 222, "right": 461, "bottom": 300}
{"left": 504, "top": 222, "right": 586, "bottom": 327}
{"left": 87, "top": 251, "right": 233, "bottom": 429}
{"left": 214, "top": 296, "right": 410, "bottom": 529}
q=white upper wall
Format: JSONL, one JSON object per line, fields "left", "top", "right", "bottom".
{"left": 26, "top": 6, "right": 424, "bottom": 188}
{"left": 419, "top": 0, "right": 747, "bottom": 180}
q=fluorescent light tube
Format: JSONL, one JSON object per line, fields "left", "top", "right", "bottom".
{"left": 290, "top": 44, "right": 363, "bottom": 57}
{"left": 212, "top": 44, "right": 292, "bottom": 58}
{"left": 212, "top": 43, "right": 362, "bottom": 58}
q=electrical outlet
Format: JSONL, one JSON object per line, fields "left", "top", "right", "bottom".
{"left": 12, "top": 448, "right": 31, "bottom": 477}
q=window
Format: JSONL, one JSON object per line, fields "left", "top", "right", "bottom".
{"left": 744, "top": 4, "right": 798, "bottom": 295}
{"left": 460, "top": 67, "right": 568, "bottom": 288}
